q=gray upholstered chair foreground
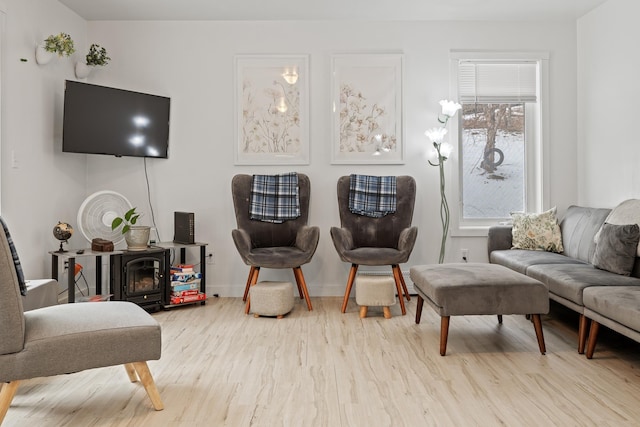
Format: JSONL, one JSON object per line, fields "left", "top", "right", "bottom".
{"left": 0, "top": 228, "right": 163, "bottom": 423}
{"left": 231, "top": 173, "right": 319, "bottom": 313}
{"left": 330, "top": 175, "right": 417, "bottom": 315}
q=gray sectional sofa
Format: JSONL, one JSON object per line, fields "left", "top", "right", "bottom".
{"left": 487, "top": 205, "right": 640, "bottom": 356}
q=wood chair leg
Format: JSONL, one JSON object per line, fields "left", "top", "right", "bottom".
{"left": 415, "top": 295, "right": 424, "bottom": 324}
{"left": 391, "top": 266, "right": 407, "bottom": 315}
{"left": 586, "top": 320, "right": 600, "bottom": 359}
{"left": 125, "top": 363, "right": 139, "bottom": 382}
{"left": 531, "top": 314, "right": 546, "bottom": 355}
{"left": 242, "top": 266, "right": 257, "bottom": 302}
{"left": 392, "top": 265, "right": 411, "bottom": 301}
{"left": 0, "top": 381, "right": 20, "bottom": 424}
{"left": 440, "top": 316, "right": 450, "bottom": 356}
{"left": 131, "top": 362, "right": 164, "bottom": 411}
{"left": 341, "top": 264, "right": 358, "bottom": 313}
{"left": 244, "top": 267, "right": 260, "bottom": 314}
{"left": 578, "top": 314, "right": 589, "bottom": 354}
{"left": 293, "top": 267, "right": 313, "bottom": 311}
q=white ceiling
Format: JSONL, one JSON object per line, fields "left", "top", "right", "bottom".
{"left": 58, "top": 0, "right": 608, "bottom": 22}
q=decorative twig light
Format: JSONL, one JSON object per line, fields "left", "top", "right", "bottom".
{"left": 426, "top": 99, "right": 462, "bottom": 264}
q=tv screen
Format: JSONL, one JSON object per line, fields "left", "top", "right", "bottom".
{"left": 62, "top": 80, "right": 170, "bottom": 158}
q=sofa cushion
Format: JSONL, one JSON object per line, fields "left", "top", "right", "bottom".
{"left": 527, "top": 263, "right": 640, "bottom": 306}
{"left": 490, "top": 249, "right": 585, "bottom": 275}
{"left": 584, "top": 286, "right": 640, "bottom": 333}
{"left": 511, "top": 207, "right": 563, "bottom": 253}
{"left": 592, "top": 223, "right": 640, "bottom": 276}
{"left": 559, "top": 206, "right": 611, "bottom": 263}
{"left": 595, "top": 199, "right": 640, "bottom": 257}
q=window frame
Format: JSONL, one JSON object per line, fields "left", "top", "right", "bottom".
{"left": 448, "top": 51, "right": 550, "bottom": 236}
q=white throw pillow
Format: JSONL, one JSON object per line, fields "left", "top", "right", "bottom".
{"left": 594, "top": 199, "right": 640, "bottom": 257}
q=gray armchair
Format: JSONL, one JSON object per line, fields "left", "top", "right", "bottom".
{"left": 330, "top": 175, "right": 417, "bottom": 315}
{"left": 0, "top": 223, "right": 163, "bottom": 423}
{"left": 231, "top": 173, "right": 319, "bottom": 313}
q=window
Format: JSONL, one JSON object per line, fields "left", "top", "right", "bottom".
{"left": 448, "top": 52, "right": 549, "bottom": 235}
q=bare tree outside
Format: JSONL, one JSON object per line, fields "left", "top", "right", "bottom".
{"left": 461, "top": 103, "right": 526, "bottom": 219}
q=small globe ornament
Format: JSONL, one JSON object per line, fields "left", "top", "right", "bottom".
{"left": 53, "top": 221, "right": 73, "bottom": 253}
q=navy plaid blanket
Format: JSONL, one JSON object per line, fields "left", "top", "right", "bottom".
{"left": 0, "top": 217, "right": 27, "bottom": 296}
{"left": 348, "top": 174, "right": 397, "bottom": 218}
{"left": 250, "top": 172, "right": 301, "bottom": 223}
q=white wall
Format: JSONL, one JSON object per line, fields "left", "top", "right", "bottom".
{"left": 1, "top": 0, "right": 86, "bottom": 279}
{"left": 82, "top": 19, "right": 578, "bottom": 297}
{"left": 577, "top": 0, "right": 640, "bottom": 208}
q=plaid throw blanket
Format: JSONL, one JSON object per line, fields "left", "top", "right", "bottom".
{"left": 0, "top": 217, "right": 27, "bottom": 296}
{"left": 250, "top": 172, "right": 301, "bottom": 223}
{"left": 348, "top": 174, "right": 397, "bottom": 218}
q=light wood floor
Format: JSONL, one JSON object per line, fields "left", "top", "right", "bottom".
{"left": 4, "top": 297, "right": 640, "bottom": 426}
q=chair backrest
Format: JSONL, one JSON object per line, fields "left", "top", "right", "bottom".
{"left": 336, "top": 175, "right": 416, "bottom": 248}
{"left": 0, "top": 229, "right": 26, "bottom": 355}
{"left": 232, "top": 173, "right": 311, "bottom": 248}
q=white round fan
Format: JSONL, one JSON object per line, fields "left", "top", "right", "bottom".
{"left": 77, "top": 190, "right": 133, "bottom": 245}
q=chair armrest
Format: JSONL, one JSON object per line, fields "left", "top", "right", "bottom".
{"left": 330, "top": 227, "right": 354, "bottom": 253}
{"left": 487, "top": 225, "right": 513, "bottom": 256}
{"left": 398, "top": 226, "right": 418, "bottom": 254}
{"left": 296, "top": 225, "right": 320, "bottom": 254}
{"left": 231, "top": 228, "right": 253, "bottom": 259}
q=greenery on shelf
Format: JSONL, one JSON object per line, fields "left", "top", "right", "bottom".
{"left": 111, "top": 207, "right": 141, "bottom": 235}
{"left": 85, "top": 44, "right": 111, "bottom": 66}
{"left": 43, "top": 33, "right": 75, "bottom": 57}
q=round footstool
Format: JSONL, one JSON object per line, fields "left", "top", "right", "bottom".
{"left": 410, "top": 263, "right": 549, "bottom": 355}
{"left": 355, "top": 275, "right": 396, "bottom": 319}
{"left": 250, "top": 281, "right": 295, "bottom": 319}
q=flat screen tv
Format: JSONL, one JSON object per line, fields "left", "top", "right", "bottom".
{"left": 62, "top": 80, "right": 170, "bottom": 158}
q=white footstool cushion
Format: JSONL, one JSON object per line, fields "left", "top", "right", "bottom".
{"left": 250, "top": 281, "right": 294, "bottom": 318}
{"left": 356, "top": 275, "right": 396, "bottom": 318}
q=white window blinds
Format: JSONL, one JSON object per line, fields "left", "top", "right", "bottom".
{"left": 458, "top": 61, "right": 537, "bottom": 103}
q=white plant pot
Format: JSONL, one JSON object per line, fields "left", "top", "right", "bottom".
{"left": 75, "top": 62, "right": 94, "bottom": 79}
{"left": 125, "top": 226, "right": 151, "bottom": 251}
{"left": 35, "top": 45, "right": 54, "bottom": 65}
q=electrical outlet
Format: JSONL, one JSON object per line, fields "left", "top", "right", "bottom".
{"left": 461, "top": 248, "right": 469, "bottom": 261}
{"left": 206, "top": 252, "right": 214, "bottom": 265}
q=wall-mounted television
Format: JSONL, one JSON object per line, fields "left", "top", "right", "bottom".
{"left": 62, "top": 80, "right": 170, "bottom": 158}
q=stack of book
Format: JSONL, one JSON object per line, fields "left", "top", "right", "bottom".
{"left": 169, "top": 264, "right": 206, "bottom": 305}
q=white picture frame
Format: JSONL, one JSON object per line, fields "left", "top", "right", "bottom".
{"left": 331, "top": 53, "right": 404, "bottom": 164}
{"left": 234, "top": 54, "right": 310, "bottom": 165}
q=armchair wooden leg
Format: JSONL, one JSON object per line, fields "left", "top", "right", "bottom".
{"left": 392, "top": 265, "right": 411, "bottom": 301}
{"left": 243, "top": 266, "right": 260, "bottom": 302}
{"left": 131, "top": 362, "right": 164, "bottom": 411}
{"left": 0, "top": 381, "right": 20, "bottom": 424}
{"left": 415, "top": 295, "right": 424, "bottom": 324}
{"left": 244, "top": 267, "right": 260, "bottom": 314}
{"left": 391, "top": 266, "right": 407, "bottom": 315}
{"left": 586, "top": 320, "right": 600, "bottom": 359}
{"left": 341, "top": 264, "right": 359, "bottom": 313}
{"left": 293, "top": 267, "right": 313, "bottom": 311}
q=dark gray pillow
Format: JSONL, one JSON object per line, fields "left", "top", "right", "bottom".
{"left": 592, "top": 223, "right": 640, "bottom": 276}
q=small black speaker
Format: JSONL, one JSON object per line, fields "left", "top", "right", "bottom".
{"left": 174, "top": 212, "right": 195, "bottom": 244}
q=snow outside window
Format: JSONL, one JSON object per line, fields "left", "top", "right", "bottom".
{"left": 448, "top": 52, "right": 549, "bottom": 236}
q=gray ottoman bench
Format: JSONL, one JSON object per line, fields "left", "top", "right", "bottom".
{"left": 410, "top": 263, "right": 549, "bottom": 356}
{"left": 250, "top": 281, "right": 295, "bottom": 319}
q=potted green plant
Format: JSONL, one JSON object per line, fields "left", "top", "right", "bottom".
{"left": 76, "top": 43, "right": 111, "bottom": 78}
{"left": 85, "top": 44, "right": 111, "bottom": 66}
{"left": 111, "top": 207, "right": 150, "bottom": 251}
{"left": 36, "top": 32, "right": 75, "bottom": 64}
